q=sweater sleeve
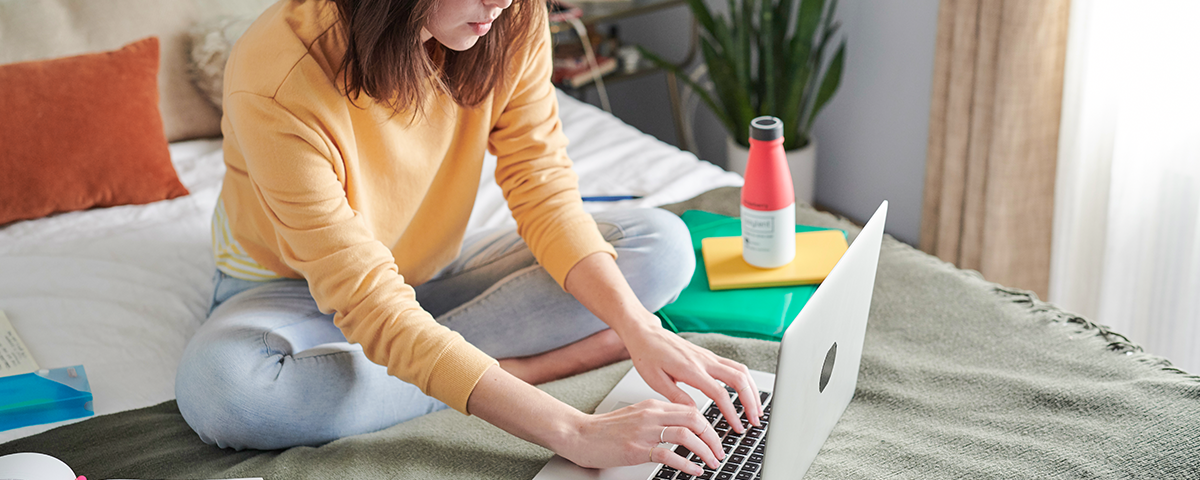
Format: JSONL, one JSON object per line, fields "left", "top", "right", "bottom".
{"left": 224, "top": 91, "right": 497, "bottom": 415}
{"left": 488, "top": 24, "right": 617, "bottom": 287}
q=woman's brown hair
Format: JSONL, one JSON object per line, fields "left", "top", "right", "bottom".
{"left": 331, "top": 0, "right": 545, "bottom": 114}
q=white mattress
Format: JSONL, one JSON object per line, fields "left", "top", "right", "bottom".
{"left": 0, "top": 91, "right": 741, "bottom": 443}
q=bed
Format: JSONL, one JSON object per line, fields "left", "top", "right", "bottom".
{"left": 3, "top": 2, "right": 1200, "bottom": 478}
{"left": 0, "top": 87, "right": 741, "bottom": 445}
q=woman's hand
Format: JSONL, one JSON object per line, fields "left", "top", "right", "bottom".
{"left": 618, "top": 316, "right": 764, "bottom": 434}
{"left": 558, "top": 399, "right": 725, "bottom": 476}
{"left": 563, "top": 252, "right": 764, "bottom": 434}
{"left": 468, "top": 365, "right": 725, "bottom": 476}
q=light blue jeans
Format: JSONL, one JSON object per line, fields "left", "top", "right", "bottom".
{"left": 175, "top": 208, "right": 694, "bottom": 450}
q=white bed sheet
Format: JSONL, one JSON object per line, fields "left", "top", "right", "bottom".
{"left": 0, "top": 91, "right": 741, "bottom": 444}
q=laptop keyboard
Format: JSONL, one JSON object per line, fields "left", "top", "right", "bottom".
{"left": 649, "top": 386, "right": 772, "bottom": 480}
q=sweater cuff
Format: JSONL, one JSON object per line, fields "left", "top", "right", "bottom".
{"left": 538, "top": 216, "right": 619, "bottom": 288}
{"left": 426, "top": 335, "right": 499, "bottom": 415}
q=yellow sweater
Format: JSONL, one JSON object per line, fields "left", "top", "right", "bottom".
{"left": 218, "top": 0, "right": 616, "bottom": 414}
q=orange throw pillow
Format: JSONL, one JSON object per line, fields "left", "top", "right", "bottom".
{"left": 0, "top": 37, "right": 188, "bottom": 226}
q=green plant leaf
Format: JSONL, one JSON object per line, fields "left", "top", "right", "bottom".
{"left": 776, "top": 0, "right": 796, "bottom": 40}
{"left": 670, "top": 0, "right": 839, "bottom": 149}
{"left": 737, "top": 0, "right": 752, "bottom": 97}
{"left": 805, "top": 40, "right": 845, "bottom": 132}
{"left": 795, "top": 0, "right": 825, "bottom": 47}
{"left": 780, "top": 35, "right": 812, "bottom": 142}
{"left": 682, "top": 0, "right": 720, "bottom": 42}
{"left": 636, "top": 46, "right": 739, "bottom": 139}
{"left": 699, "top": 37, "right": 755, "bottom": 141}
{"left": 760, "top": 0, "right": 775, "bottom": 115}
{"left": 783, "top": 0, "right": 818, "bottom": 120}
{"left": 824, "top": 0, "right": 839, "bottom": 31}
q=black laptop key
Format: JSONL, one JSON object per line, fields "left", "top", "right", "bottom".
{"left": 729, "top": 454, "right": 745, "bottom": 464}
{"left": 734, "top": 445, "right": 750, "bottom": 456}
{"left": 749, "top": 453, "right": 763, "bottom": 463}
{"left": 753, "top": 444, "right": 765, "bottom": 455}
{"left": 746, "top": 427, "right": 763, "bottom": 439}
{"left": 735, "top": 472, "right": 754, "bottom": 480}
{"left": 655, "top": 468, "right": 676, "bottom": 479}
{"left": 739, "top": 436, "right": 756, "bottom": 447}
{"left": 741, "top": 463, "right": 759, "bottom": 473}
{"left": 715, "top": 472, "right": 733, "bottom": 480}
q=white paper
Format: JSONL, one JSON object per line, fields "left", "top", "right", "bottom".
{"left": 0, "top": 310, "right": 40, "bottom": 377}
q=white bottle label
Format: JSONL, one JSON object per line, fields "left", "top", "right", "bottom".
{"left": 741, "top": 203, "right": 796, "bottom": 268}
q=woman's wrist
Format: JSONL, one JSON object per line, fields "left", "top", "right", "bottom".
{"left": 466, "top": 364, "right": 589, "bottom": 455}
{"left": 564, "top": 252, "right": 660, "bottom": 337}
{"left": 548, "top": 406, "right": 589, "bottom": 457}
{"left": 608, "top": 308, "right": 659, "bottom": 339}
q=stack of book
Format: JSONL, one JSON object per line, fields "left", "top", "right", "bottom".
{"left": 656, "top": 211, "right": 848, "bottom": 341}
{"left": 0, "top": 310, "right": 94, "bottom": 432}
{"left": 548, "top": 0, "right": 620, "bottom": 88}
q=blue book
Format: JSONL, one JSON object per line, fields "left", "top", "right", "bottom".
{"left": 0, "top": 365, "right": 94, "bottom": 431}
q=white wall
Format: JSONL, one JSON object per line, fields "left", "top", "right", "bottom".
{"left": 586, "top": 0, "right": 940, "bottom": 246}
{"left": 809, "top": 0, "right": 939, "bottom": 245}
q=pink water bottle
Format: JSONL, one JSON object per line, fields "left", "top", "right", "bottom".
{"left": 741, "top": 116, "right": 795, "bottom": 268}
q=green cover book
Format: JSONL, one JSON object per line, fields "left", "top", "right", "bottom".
{"left": 656, "top": 210, "right": 844, "bottom": 341}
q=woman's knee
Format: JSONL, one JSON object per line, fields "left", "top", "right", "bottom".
{"left": 175, "top": 337, "right": 273, "bottom": 450}
{"left": 596, "top": 208, "right": 695, "bottom": 311}
{"left": 176, "top": 318, "right": 444, "bottom": 450}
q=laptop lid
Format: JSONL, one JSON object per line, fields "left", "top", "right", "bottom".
{"left": 761, "top": 200, "right": 887, "bottom": 479}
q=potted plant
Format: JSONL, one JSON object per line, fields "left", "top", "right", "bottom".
{"left": 640, "top": 0, "right": 845, "bottom": 204}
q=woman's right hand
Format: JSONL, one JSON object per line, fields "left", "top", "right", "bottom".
{"left": 559, "top": 399, "right": 725, "bottom": 477}
{"left": 467, "top": 365, "right": 725, "bottom": 476}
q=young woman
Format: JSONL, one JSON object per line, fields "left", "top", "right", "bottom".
{"left": 174, "top": 0, "right": 762, "bottom": 475}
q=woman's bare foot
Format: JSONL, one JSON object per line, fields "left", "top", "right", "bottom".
{"left": 498, "top": 328, "right": 629, "bottom": 385}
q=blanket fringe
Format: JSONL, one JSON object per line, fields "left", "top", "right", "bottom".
{"left": 993, "top": 286, "right": 1200, "bottom": 383}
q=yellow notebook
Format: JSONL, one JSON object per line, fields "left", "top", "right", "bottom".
{"left": 700, "top": 231, "right": 849, "bottom": 290}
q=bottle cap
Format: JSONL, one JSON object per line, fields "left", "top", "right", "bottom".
{"left": 749, "top": 116, "right": 784, "bottom": 141}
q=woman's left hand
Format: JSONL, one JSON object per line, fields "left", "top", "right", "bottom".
{"left": 617, "top": 314, "right": 764, "bottom": 434}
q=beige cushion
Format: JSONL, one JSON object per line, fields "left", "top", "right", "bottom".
{"left": 188, "top": 15, "right": 256, "bottom": 111}
{"left": 0, "top": 0, "right": 276, "bottom": 142}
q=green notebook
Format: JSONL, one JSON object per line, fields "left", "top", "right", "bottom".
{"left": 656, "top": 210, "right": 844, "bottom": 341}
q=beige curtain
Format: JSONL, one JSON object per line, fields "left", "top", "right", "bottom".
{"left": 920, "top": 0, "right": 1071, "bottom": 299}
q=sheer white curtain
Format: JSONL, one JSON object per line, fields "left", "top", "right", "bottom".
{"left": 1051, "top": 0, "right": 1200, "bottom": 374}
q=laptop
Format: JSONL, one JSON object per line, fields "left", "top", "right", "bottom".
{"left": 532, "top": 201, "right": 887, "bottom": 480}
